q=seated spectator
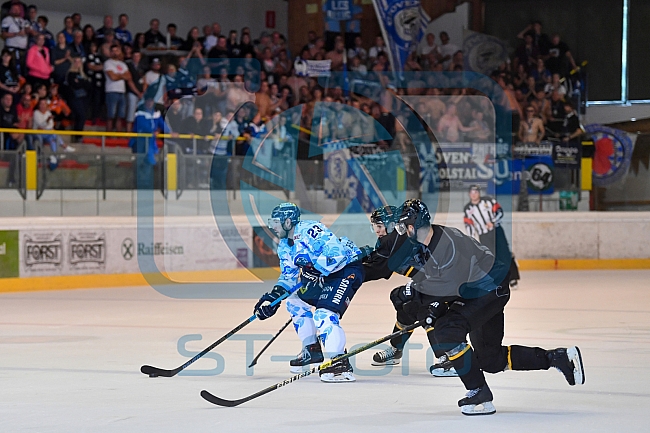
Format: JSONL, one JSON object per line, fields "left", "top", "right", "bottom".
{"left": 0, "top": 91, "right": 21, "bottom": 185}
{"left": 544, "top": 72, "right": 567, "bottom": 96}
{"left": 349, "top": 54, "right": 367, "bottom": 77}
{"left": 530, "top": 57, "right": 550, "bottom": 85}
{"left": 167, "top": 23, "right": 183, "bottom": 49}
{"left": 226, "top": 30, "right": 240, "bottom": 57}
{"left": 467, "top": 109, "right": 492, "bottom": 142}
{"left": 65, "top": 56, "right": 90, "bottom": 140}
{"left": 273, "top": 49, "right": 291, "bottom": 76}
{"left": 404, "top": 51, "right": 422, "bottom": 72}
{"left": 26, "top": 33, "right": 52, "bottom": 88}
{"left": 368, "top": 35, "right": 386, "bottom": 63}
{"left": 438, "top": 31, "right": 459, "bottom": 69}
{"left": 239, "top": 32, "right": 255, "bottom": 58}
{"left": 208, "top": 35, "right": 229, "bottom": 61}
{"left": 114, "top": 14, "right": 132, "bottom": 45}
{"left": 50, "top": 32, "right": 71, "bottom": 84}
{"left": 348, "top": 36, "right": 367, "bottom": 63}
{"left": 144, "top": 18, "right": 165, "bottom": 48}
{"left": 33, "top": 97, "right": 74, "bottom": 154}
{"left": 518, "top": 105, "right": 544, "bottom": 143}
{"left": 418, "top": 32, "right": 440, "bottom": 59}
{"left": 0, "top": 48, "right": 20, "bottom": 100}
{"left": 60, "top": 15, "right": 74, "bottom": 44}
{"left": 437, "top": 103, "right": 474, "bottom": 142}
{"left": 183, "top": 26, "right": 201, "bottom": 52}
{"left": 133, "top": 32, "right": 145, "bottom": 51}
{"left": 16, "top": 90, "right": 32, "bottom": 146}
{"left": 447, "top": 50, "right": 463, "bottom": 71}
{"left": 48, "top": 84, "right": 72, "bottom": 128}
{"left": 95, "top": 15, "right": 113, "bottom": 44}
{"left": 31, "top": 82, "right": 47, "bottom": 108}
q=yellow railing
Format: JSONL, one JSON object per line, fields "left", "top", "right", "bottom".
{"left": 0, "top": 127, "right": 217, "bottom": 141}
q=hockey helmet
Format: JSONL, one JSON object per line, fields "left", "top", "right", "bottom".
{"left": 396, "top": 199, "right": 431, "bottom": 237}
{"left": 370, "top": 205, "right": 398, "bottom": 235}
{"left": 268, "top": 202, "right": 301, "bottom": 237}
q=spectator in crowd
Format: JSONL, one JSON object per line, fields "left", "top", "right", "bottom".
{"left": 133, "top": 32, "right": 145, "bottom": 51}
{"left": 530, "top": 57, "right": 550, "bottom": 85}
{"left": 60, "top": 15, "right": 74, "bottom": 44}
{"left": 208, "top": 35, "right": 229, "bottom": 59}
{"left": 546, "top": 33, "right": 577, "bottom": 76}
{"left": 438, "top": 31, "right": 459, "bottom": 69}
{"left": 517, "top": 21, "right": 550, "bottom": 56}
{"left": 50, "top": 31, "right": 71, "bottom": 84}
{"left": 103, "top": 44, "right": 130, "bottom": 132}
{"left": 437, "top": 103, "right": 474, "bottom": 142}
{"left": 561, "top": 100, "right": 582, "bottom": 143}
{"left": 65, "top": 55, "right": 89, "bottom": 140}
{"left": 37, "top": 15, "right": 54, "bottom": 49}
{"left": 125, "top": 50, "right": 144, "bottom": 131}
{"left": 81, "top": 24, "right": 94, "bottom": 53}
{"left": 25, "top": 4, "right": 39, "bottom": 46}
{"left": 545, "top": 90, "right": 566, "bottom": 136}
{"left": 143, "top": 57, "right": 165, "bottom": 105}
{"left": 1, "top": 0, "right": 25, "bottom": 20}
{"left": 0, "top": 91, "right": 20, "bottom": 186}
{"left": 368, "top": 36, "right": 386, "bottom": 63}
{"left": 69, "top": 29, "right": 85, "bottom": 58}
{"left": 1, "top": 3, "right": 29, "bottom": 74}
{"left": 71, "top": 12, "right": 81, "bottom": 31}
{"left": 114, "top": 14, "right": 132, "bottom": 45}
{"left": 99, "top": 29, "right": 117, "bottom": 60}
{"left": 515, "top": 33, "right": 538, "bottom": 70}
{"left": 144, "top": 18, "right": 165, "bottom": 48}
{"left": 49, "top": 84, "right": 72, "bottom": 128}
{"left": 167, "top": 23, "right": 183, "bottom": 49}
{"left": 325, "top": 38, "right": 345, "bottom": 71}
{"left": 418, "top": 32, "right": 439, "bottom": 58}
{"left": 544, "top": 72, "right": 567, "bottom": 96}
{"left": 348, "top": 36, "right": 367, "bottom": 63}
{"left": 33, "top": 96, "right": 74, "bottom": 157}
{"left": 95, "top": 15, "right": 113, "bottom": 43}
{"left": 467, "top": 109, "right": 491, "bottom": 142}
{"left": 447, "top": 50, "right": 464, "bottom": 71}
{"left": 239, "top": 32, "right": 255, "bottom": 57}
{"left": 25, "top": 33, "right": 52, "bottom": 87}
{"left": 165, "top": 98, "right": 183, "bottom": 132}
{"left": 226, "top": 29, "right": 239, "bottom": 57}
{"left": 183, "top": 26, "right": 200, "bottom": 52}
{"left": 0, "top": 48, "right": 20, "bottom": 100}
{"left": 180, "top": 107, "right": 206, "bottom": 153}
{"left": 84, "top": 41, "right": 104, "bottom": 125}
{"left": 16, "top": 91, "right": 32, "bottom": 147}
{"left": 518, "top": 105, "right": 544, "bottom": 144}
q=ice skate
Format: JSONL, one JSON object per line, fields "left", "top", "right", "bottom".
{"left": 429, "top": 354, "right": 459, "bottom": 377}
{"left": 289, "top": 342, "right": 324, "bottom": 374}
{"left": 547, "top": 346, "right": 585, "bottom": 385}
{"left": 458, "top": 385, "right": 496, "bottom": 416}
{"left": 319, "top": 356, "right": 355, "bottom": 383}
{"left": 510, "top": 279, "right": 519, "bottom": 290}
{"left": 371, "top": 346, "right": 402, "bottom": 366}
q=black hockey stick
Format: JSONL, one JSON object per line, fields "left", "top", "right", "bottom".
{"left": 248, "top": 318, "right": 292, "bottom": 368}
{"left": 201, "top": 320, "right": 425, "bottom": 407}
{"left": 141, "top": 292, "right": 290, "bottom": 378}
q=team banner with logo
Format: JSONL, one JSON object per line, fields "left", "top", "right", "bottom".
{"left": 462, "top": 29, "right": 509, "bottom": 76}
{"left": 294, "top": 59, "right": 333, "bottom": 77}
{"left": 584, "top": 124, "right": 636, "bottom": 186}
{"left": 372, "top": 0, "right": 430, "bottom": 76}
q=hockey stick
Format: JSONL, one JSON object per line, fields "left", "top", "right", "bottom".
{"left": 248, "top": 318, "right": 292, "bottom": 368}
{"left": 201, "top": 319, "right": 426, "bottom": 407}
{"left": 141, "top": 292, "right": 290, "bottom": 378}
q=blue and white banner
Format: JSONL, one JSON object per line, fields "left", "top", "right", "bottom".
{"left": 294, "top": 59, "right": 332, "bottom": 77}
{"left": 372, "top": 0, "right": 430, "bottom": 77}
{"left": 462, "top": 29, "right": 508, "bottom": 76}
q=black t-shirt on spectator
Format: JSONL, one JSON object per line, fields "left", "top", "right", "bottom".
{"left": 377, "top": 112, "right": 396, "bottom": 147}
{"left": 546, "top": 41, "right": 569, "bottom": 75}
{"left": 0, "top": 105, "right": 18, "bottom": 128}
{"left": 0, "top": 63, "right": 19, "bottom": 93}
{"left": 126, "top": 60, "right": 144, "bottom": 95}
{"left": 144, "top": 30, "right": 165, "bottom": 48}
{"left": 50, "top": 45, "right": 71, "bottom": 84}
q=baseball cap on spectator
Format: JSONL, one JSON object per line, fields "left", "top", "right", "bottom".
{"left": 151, "top": 58, "right": 161, "bottom": 64}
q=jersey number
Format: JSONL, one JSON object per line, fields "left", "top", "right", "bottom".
{"left": 307, "top": 225, "right": 322, "bottom": 239}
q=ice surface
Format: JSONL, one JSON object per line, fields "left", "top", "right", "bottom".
{"left": 1, "top": 270, "right": 649, "bottom": 432}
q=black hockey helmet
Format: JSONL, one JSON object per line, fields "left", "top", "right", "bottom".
{"left": 370, "top": 205, "right": 398, "bottom": 235}
{"left": 396, "top": 199, "right": 431, "bottom": 236}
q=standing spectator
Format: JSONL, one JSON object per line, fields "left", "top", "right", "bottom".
{"left": 0, "top": 48, "right": 20, "bottom": 100}
{"left": 447, "top": 50, "right": 464, "bottom": 71}
{"left": 99, "top": 29, "right": 117, "bottom": 60}
{"left": 114, "top": 14, "right": 132, "bottom": 45}
{"left": 71, "top": 13, "right": 81, "bottom": 31}
{"left": 325, "top": 39, "right": 345, "bottom": 71}
{"left": 561, "top": 100, "right": 582, "bottom": 143}
{"left": 25, "top": 4, "right": 39, "bottom": 46}
{"left": 183, "top": 26, "right": 200, "bottom": 52}
{"left": 181, "top": 107, "right": 207, "bottom": 153}
{"left": 50, "top": 32, "right": 71, "bottom": 85}
{"left": 133, "top": 32, "right": 145, "bottom": 51}
{"left": 226, "top": 30, "right": 240, "bottom": 57}
{"left": 368, "top": 36, "right": 386, "bottom": 63}
{"left": 16, "top": 91, "right": 33, "bottom": 147}
{"left": 103, "top": 44, "right": 130, "bottom": 131}
{"left": 239, "top": 32, "right": 255, "bottom": 57}
{"left": 514, "top": 33, "right": 538, "bottom": 70}
{"left": 81, "top": 25, "right": 95, "bottom": 54}
{"left": 144, "top": 18, "right": 165, "bottom": 48}
{"left": 437, "top": 103, "right": 474, "bottom": 142}
{"left": 95, "top": 15, "right": 113, "bottom": 44}
{"left": 0, "top": 92, "right": 20, "bottom": 185}
{"left": 143, "top": 57, "right": 165, "bottom": 105}
{"left": 517, "top": 21, "right": 550, "bottom": 56}
{"left": 438, "top": 31, "right": 459, "bottom": 69}
{"left": 25, "top": 33, "right": 52, "bottom": 87}
{"left": 65, "top": 56, "right": 90, "bottom": 140}
{"left": 69, "top": 29, "right": 85, "bottom": 59}
{"left": 125, "top": 50, "right": 144, "bottom": 131}
{"left": 347, "top": 35, "right": 367, "bottom": 63}
{"left": 546, "top": 34, "right": 577, "bottom": 76}
{"left": 84, "top": 41, "right": 104, "bottom": 125}
{"left": 1, "top": 4, "right": 29, "bottom": 75}
{"left": 60, "top": 16, "right": 74, "bottom": 44}
{"left": 203, "top": 22, "right": 220, "bottom": 52}
{"left": 545, "top": 90, "right": 566, "bottom": 136}
{"left": 418, "top": 32, "right": 439, "bottom": 58}
{"left": 166, "top": 23, "right": 183, "bottom": 49}
{"left": 37, "top": 15, "right": 54, "bottom": 49}
{"left": 1, "top": 0, "right": 25, "bottom": 20}
{"left": 518, "top": 105, "right": 544, "bottom": 143}
{"left": 530, "top": 57, "right": 551, "bottom": 85}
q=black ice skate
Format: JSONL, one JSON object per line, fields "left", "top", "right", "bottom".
{"left": 289, "top": 342, "right": 324, "bottom": 374}
{"left": 547, "top": 346, "right": 585, "bottom": 386}
{"left": 429, "top": 354, "right": 459, "bottom": 377}
{"left": 458, "top": 385, "right": 496, "bottom": 416}
{"left": 372, "top": 346, "right": 402, "bottom": 366}
{"left": 319, "top": 356, "right": 355, "bottom": 383}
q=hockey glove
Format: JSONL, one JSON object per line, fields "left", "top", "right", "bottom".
{"left": 300, "top": 267, "right": 324, "bottom": 293}
{"left": 357, "top": 245, "right": 374, "bottom": 261}
{"left": 254, "top": 285, "right": 288, "bottom": 320}
{"left": 390, "top": 281, "right": 417, "bottom": 309}
{"left": 421, "top": 301, "right": 448, "bottom": 326}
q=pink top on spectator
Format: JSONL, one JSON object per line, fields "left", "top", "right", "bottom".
{"left": 26, "top": 45, "right": 53, "bottom": 80}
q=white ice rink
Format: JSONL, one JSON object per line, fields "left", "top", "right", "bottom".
{"left": 2, "top": 270, "right": 649, "bottom": 432}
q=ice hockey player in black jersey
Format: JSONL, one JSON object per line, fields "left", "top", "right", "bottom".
{"left": 362, "top": 205, "right": 457, "bottom": 376}
{"left": 391, "top": 199, "right": 584, "bottom": 416}
{"left": 463, "top": 184, "right": 520, "bottom": 289}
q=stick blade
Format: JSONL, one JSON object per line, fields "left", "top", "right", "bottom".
{"left": 140, "top": 365, "right": 177, "bottom": 378}
{"left": 201, "top": 390, "right": 244, "bottom": 407}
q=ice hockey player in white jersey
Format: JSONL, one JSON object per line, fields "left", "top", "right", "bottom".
{"left": 253, "top": 202, "right": 365, "bottom": 382}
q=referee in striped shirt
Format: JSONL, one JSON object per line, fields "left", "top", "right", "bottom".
{"left": 463, "top": 184, "right": 520, "bottom": 289}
